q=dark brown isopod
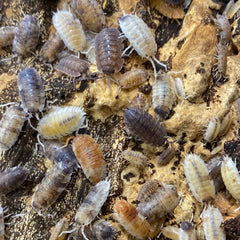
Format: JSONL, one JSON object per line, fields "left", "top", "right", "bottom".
{"left": 0, "top": 166, "right": 28, "bottom": 195}
{"left": 124, "top": 107, "right": 167, "bottom": 146}
{"left": 55, "top": 55, "right": 90, "bottom": 77}
{"left": 157, "top": 147, "right": 176, "bottom": 166}
{"left": 95, "top": 28, "right": 124, "bottom": 76}
{"left": 13, "top": 15, "right": 40, "bottom": 57}
{"left": 0, "top": 26, "right": 17, "bottom": 47}
{"left": 222, "top": 216, "right": 240, "bottom": 239}
{"left": 17, "top": 67, "right": 45, "bottom": 114}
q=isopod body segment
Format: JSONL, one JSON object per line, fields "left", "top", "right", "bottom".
{"left": 72, "top": 134, "right": 106, "bottom": 184}
{"left": 0, "top": 26, "right": 17, "bottom": 47}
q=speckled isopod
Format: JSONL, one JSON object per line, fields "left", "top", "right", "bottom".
{"left": 72, "top": 134, "right": 106, "bottom": 184}
{"left": 184, "top": 154, "right": 216, "bottom": 203}
{"left": 92, "top": 219, "right": 116, "bottom": 240}
{"left": 0, "top": 26, "right": 16, "bottom": 47}
{"left": 37, "top": 106, "right": 86, "bottom": 139}
{"left": 204, "top": 117, "right": 221, "bottom": 142}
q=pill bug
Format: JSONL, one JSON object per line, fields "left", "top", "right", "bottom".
{"left": 0, "top": 106, "right": 26, "bottom": 153}
{"left": 12, "top": 15, "right": 40, "bottom": 58}
{"left": 49, "top": 218, "right": 69, "bottom": 240}
{"left": 119, "top": 14, "right": 166, "bottom": 77}
{"left": 72, "top": 134, "right": 106, "bottom": 184}
{"left": 71, "top": 0, "right": 105, "bottom": 33}
{"left": 0, "top": 26, "right": 17, "bottom": 47}
{"left": 215, "top": 14, "right": 231, "bottom": 45}
{"left": 129, "top": 93, "right": 149, "bottom": 111}
{"left": 221, "top": 156, "right": 240, "bottom": 201}
{"left": 124, "top": 107, "right": 167, "bottom": 146}
{"left": 0, "top": 203, "right": 4, "bottom": 240}
{"left": 17, "top": 67, "right": 45, "bottom": 114}
{"left": 204, "top": 117, "right": 221, "bottom": 142}
{"left": 114, "top": 199, "right": 150, "bottom": 239}
{"left": 157, "top": 147, "right": 176, "bottom": 166}
{"left": 55, "top": 55, "right": 90, "bottom": 78}
{"left": 184, "top": 154, "right": 215, "bottom": 203}
{"left": 0, "top": 166, "right": 28, "bottom": 195}
{"left": 152, "top": 73, "right": 176, "bottom": 120}
{"left": 222, "top": 215, "right": 240, "bottom": 239}
{"left": 201, "top": 205, "right": 226, "bottom": 240}
{"left": 52, "top": 10, "right": 86, "bottom": 52}
{"left": 218, "top": 112, "right": 232, "bottom": 137}
{"left": 179, "top": 222, "right": 197, "bottom": 240}
{"left": 39, "top": 32, "right": 65, "bottom": 63}
{"left": 95, "top": 28, "right": 124, "bottom": 76}
{"left": 37, "top": 106, "right": 86, "bottom": 139}
{"left": 74, "top": 180, "right": 110, "bottom": 238}
{"left": 31, "top": 161, "right": 74, "bottom": 209}
{"left": 137, "top": 179, "right": 180, "bottom": 222}
{"left": 92, "top": 219, "right": 116, "bottom": 240}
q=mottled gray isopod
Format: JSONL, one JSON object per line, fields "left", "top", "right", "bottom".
{"left": 92, "top": 219, "right": 116, "bottom": 240}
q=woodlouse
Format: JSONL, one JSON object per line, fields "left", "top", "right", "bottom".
{"left": 215, "top": 14, "right": 231, "bottom": 45}
{"left": 179, "top": 222, "right": 197, "bottom": 240}
{"left": 0, "top": 26, "right": 17, "bottom": 47}
{"left": 201, "top": 205, "right": 226, "bottom": 240}
{"left": 219, "top": 112, "right": 232, "bottom": 137}
{"left": 184, "top": 154, "right": 215, "bottom": 203}
{"left": 55, "top": 55, "right": 90, "bottom": 77}
{"left": 71, "top": 0, "right": 105, "bottom": 33}
{"left": 52, "top": 10, "right": 86, "bottom": 52}
{"left": 114, "top": 199, "right": 150, "bottom": 239}
{"left": 0, "top": 166, "right": 28, "bottom": 195}
{"left": 39, "top": 32, "right": 65, "bottom": 63}
{"left": 13, "top": 15, "right": 40, "bottom": 58}
{"left": 119, "top": 14, "right": 166, "bottom": 77}
{"left": 37, "top": 106, "right": 86, "bottom": 139}
{"left": 92, "top": 219, "right": 116, "bottom": 240}
{"left": 221, "top": 156, "right": 240, "bottom": 201}
{"left": 124, "top": 107, "right": 167, "bottom": 146}
{"left": 17, "top": 67, "right": 45, "bottom": 114}
{"left": 0, "top": 106, "right": 26, "bottom": 153}
{"left": 204, "top": 117, "right": 221, "bottom": 142}
{"left": 157, "top": 147, "right": 176, "bottom": 166}
{"left": 72, "top": 134, "right": 106, "bottom": 184}
{"left": 152, "top": 73, "right": 176, "bottom": 120}
{"left": 0, "top": 203, "right": 4, "bottom": 240}
{"left": 31, "top": 161, "right": 74, "bottom": 209}
{"left": 129, "top": 93, "right": 149, "bottom": 111}
{"left": 174, "top": 77, "right": 186, "bottom": 104}
{"left": 137, "top": 179, "right": 180, "bottom": 222}
{"left": 49, "top": 218, "right": 68, "bottom": 240}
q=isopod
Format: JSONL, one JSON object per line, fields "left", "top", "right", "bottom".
{"left": 174, "top": 77, "right": 186, "bottom": 104}
{"left": 179, "top": 222, "right": 197, "bottom": 240}
{"left": 124, "top": 107, "right": 167, "bottom": 146}
{"left": 71, "top": 0, "right": 105, "bottom": 33}
{"left": 39, "top": 32, "right": 65, "bottom": 63}
{"left": 184, "top": 154, "right": 215, "bottom": 203}
{"left": 13, "top": 15, "right": 40, "bottom": 58}
{"left": 52, "top": 10, "right": 86, "bottom": 52}
{"left": 114, "top": 199, "right": 150, "bottom": 239}
{"left": 37, "top": 106, "right": 86, "bottom": 139}
{"left": 201, "top": 205, "right": 226, "bottom": 240}
{"left": 222, "top": 215, "right": 240, "bottom": 239}
{"left": 204, "top": 117, "right": 221, "bottom": 142}
{"left": 157, "top": 147, "right": 176, "bottom": 166}
{"left": 137, "top": 179, "right": 180, "bottom": 222}
{"left": 129, "top": 93, "right": 149, "bottom": 111}
{"left": 152, "top": 72, "right": 176, "bottom": 120}
{"left": 0, "top": 26, "right": 17, "bottom": 47}
{"left": 31, "top": 161, "right": 74, "bottom": 209}
{"left": 0, "top": 203, "right": 4, "bottom": 240}
{"left": 92, "top": 219, "right": 116, "bottom": 240}
{"left": 72, "top": 134, "right": 106, "bottom": 184}
{"left": 55, "top": 55, "right": 90, "bottom": 77}
{"left": 49, "top": 218, "right": 69, "bottom": 240}
{"left": 0, "top": 166, "right": 28, "bottom": 195}
{"left": 215, "top": 14, "right": 231, "bottom": 45}
{"left": 74, "top": 180, "right": 110, "bottom": 238}
{"left": 17, "top": 67, "right": 45, "bottom": 114}
{"left": 221, "top": 156, "right": 240, "bottom": 201}
{"left": 219, "top": 112, "right": 232, "bottom": 137}
{"left": 119, "top": 13, "right": 166, "bottom": 77}
{"left": 0, "top": 106, "right": 26, "bottom": 153}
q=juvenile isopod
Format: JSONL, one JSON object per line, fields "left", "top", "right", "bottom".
{"left": 49, "top": 218, "right": 69, "bottom": 240}
{"left": 17, "top": 67, "right": 45, "bottom": 114}
{"left": 55, "top": 55, "right": 90, "bottom": 77}
{"left": 53, "top": 10, "right": 86, "bottom": 52}
{"left": 92, "top": 219, "right": 116, "bottom": 240}
{"left": 129, "top": 93, "right": 149, "bottom": 111}
{"left": 71, "top": 0, "right": 105, "bottom": 33}
{"left": 0, "top": 106, "right": 26, "bottom": 153}
{"left": 152, "top": 73, "right": 176, "bottom": 120}
{"left": 13, "top": 15, "right": 40, "bottom": 58}
{"left": 201, "top": 205, "right": 226, "bottom": 240}
{"left": 221, "top": 156, "right": 240, "bottom": 201}
{"left": 124, "top": 107, "right": 167, "bottom": 146}
{"left": 37, "top": 106, "right": 86, "bottom": 139}
{"left": 39, "top": 32, "right": 65, "bottom": 63}
{"left": 184, "top": 154, "right": 215, "bottom": 203}
{"left": 218, "top": 112, "right": 232, "bottom": 137}
{"left": 174, "top": 77, "right": 186, "bottom": 104}
{"left": 0, "top": 166, "right": 28, "bottom": 195}
{"left": 204, "top": 117, "right": 221, "bottom": 142}
{"left": 0, "top": 26, "right": 17, "bottom": 47}
{"left": 119, "top": 13, "right": 166, "bottom": 77}
{"left": 137, "top": 179, "right": 180, "bottom": 222}
{"left": 215, "top": 14, "right": 231, "bottom": 45}
{"left": 157, "top": 147, "right": 176, "bottom": 166}
{"left": 0, "top": 203, "right": 4, "bottom": 240}
{"left": 114, "top": 199, "right": 150, "bottom": 239}
{"left": 72, "top": 134, "right": 106, "bottom": 184}
{"left": 31, "top": 161, "right": 74, "bottom": 209}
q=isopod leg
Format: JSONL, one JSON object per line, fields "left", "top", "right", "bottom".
{"left": 121, "top": 44, "right": 133, "bottom": 56}
{"left": 81, "top": 226, "right": 89, "bottom": 240}
{"left": 153, "top": 56, "right": 167, "bottom": 71}
{"left": 148, "top": 57, "right": 157, "bottom": 79}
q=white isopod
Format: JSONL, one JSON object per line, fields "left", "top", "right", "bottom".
{"left": 119, "top": 13, "right": 166, "bottom": 78}
{"left": 174, "top": 77, "right": 186, "bottom": 104}
{"left": 204, "top": 117, "right": 221, "bottom": 142}
{"left": 221, "top": 156, "right": 240, "bottom": 201}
